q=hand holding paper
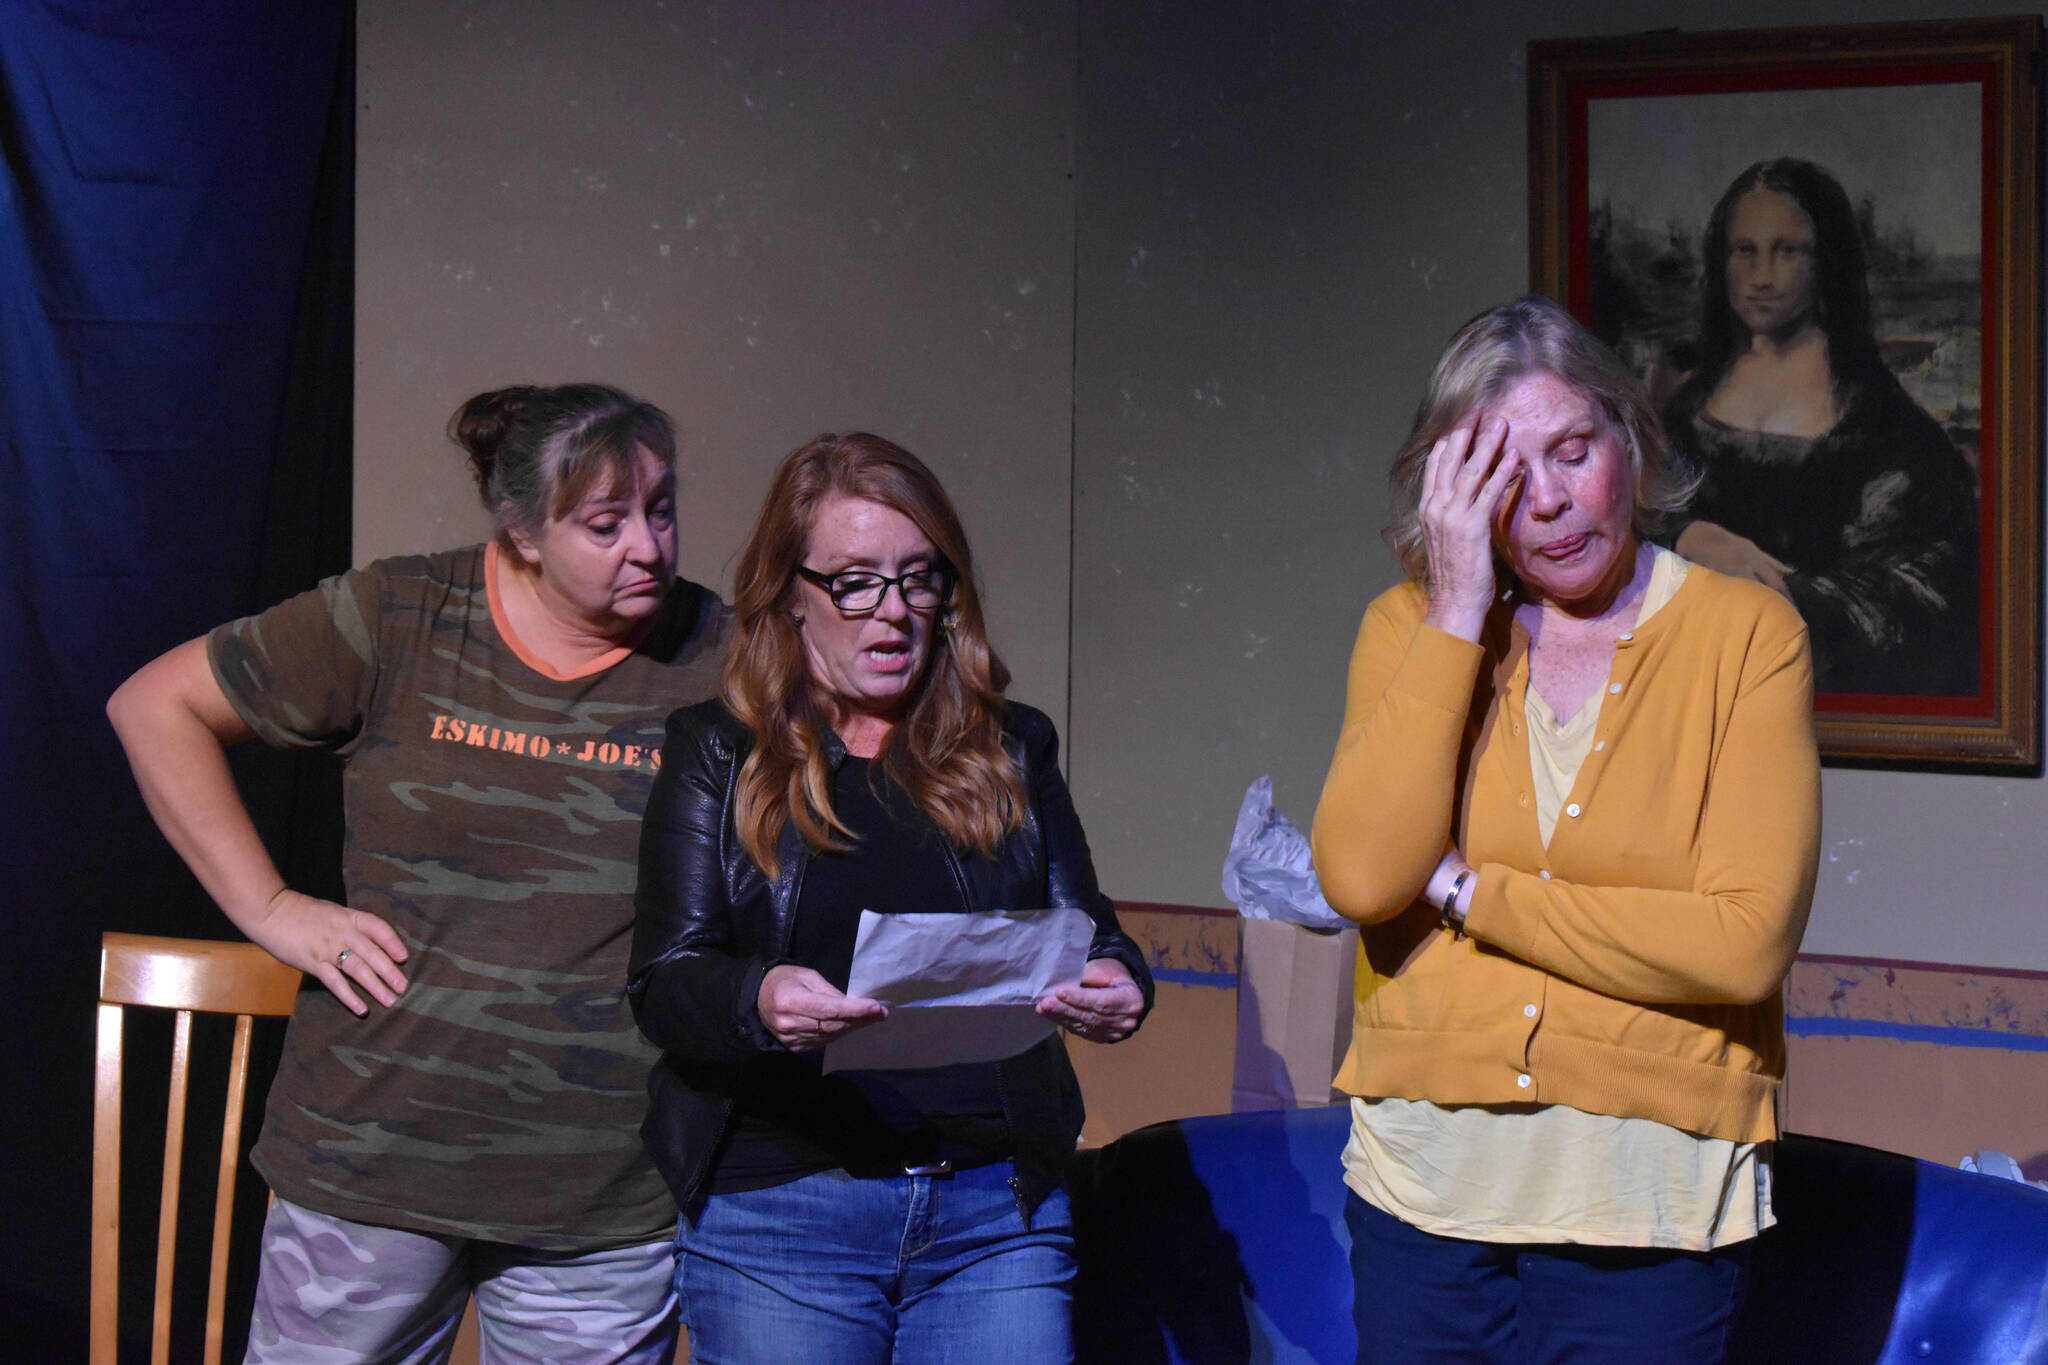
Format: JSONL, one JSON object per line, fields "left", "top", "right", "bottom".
{"left": 823, "top": 908, "right": 1096, "bottom": 1072}
{"left": 1035, "top": 956, "right": 1142, "bottom": 1044}
{"left": 757, "top": 964, "right": 888, "bottom": 1053}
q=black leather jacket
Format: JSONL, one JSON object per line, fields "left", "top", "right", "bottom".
{"left": 629, "top": 698, "right": 1153, "bottom": 1220}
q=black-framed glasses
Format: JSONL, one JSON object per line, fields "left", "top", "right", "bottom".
{"left": 795, "top": 564, "right": 954, "bottom": 614}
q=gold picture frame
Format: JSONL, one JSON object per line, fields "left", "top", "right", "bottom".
{"left": 1530, "top": 17, "right": 2042, "bottom": 770}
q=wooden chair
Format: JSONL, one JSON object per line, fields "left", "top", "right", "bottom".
{"left": 92, "top": 932, "right": 302, "bottom": 1365}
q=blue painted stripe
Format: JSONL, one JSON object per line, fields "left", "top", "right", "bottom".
{"left": 1787, "top": 1016, "right": 2048, "bottom": 1053}
{"left": 1150, "top": 966, "right": 1238, "bottom": 989}
{"left": 1132, "top": 982, "right": 2048, "bottom": 1051}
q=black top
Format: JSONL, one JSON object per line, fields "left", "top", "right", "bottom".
{"left": 628, "top": 698, "right": 1153, "bottom": 1217}
{"left": 708, "top": 755, "right": 1009, "bottom": 1193}
{"left": 1662, "top": 368, "right": 1980, "bottom": 697}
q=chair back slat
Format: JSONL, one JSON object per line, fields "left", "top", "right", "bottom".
{"left": 152, "top": 1010, "right": 194, "bottom": 1365}
{"left": 90, "top": 933, "right": 302, "bottom": 1365}
{"left": 203, "top": 1015, "right": 261, "bottom": 1365}
{"left": 90, "top": 1003, "right": 125, "bottom": 1365}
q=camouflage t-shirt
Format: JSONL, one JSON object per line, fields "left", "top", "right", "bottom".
{"left": 209, "top": 544, "right": 726, "bottom": 1248}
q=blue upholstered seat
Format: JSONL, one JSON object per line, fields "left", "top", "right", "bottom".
{"left": 1070, "top": 1105, "right": 2048, "bottom": 1364}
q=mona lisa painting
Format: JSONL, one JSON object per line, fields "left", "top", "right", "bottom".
{"left": 1530, "top": 17, "right": 2041, "bottom": 770}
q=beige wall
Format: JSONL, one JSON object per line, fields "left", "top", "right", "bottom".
{"left": 1063, "top": 0, "right": 2048, "bottom": 974}
{"left": 357, "top": 0, "right": 2048, "bottom": 986}
{"left": 356, "top": 0, "right": 1079, "bottom": 732}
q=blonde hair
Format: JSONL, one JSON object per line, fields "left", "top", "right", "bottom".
{"left": 1384, "top": 296, "right": 1696, "bottom": 579}
{"left": 722, "top": 433, "right": 1025, "bottom": 877}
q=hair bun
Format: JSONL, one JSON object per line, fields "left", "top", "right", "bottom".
{"left": 449, "top": 386, "right": 538, "bottom": 488}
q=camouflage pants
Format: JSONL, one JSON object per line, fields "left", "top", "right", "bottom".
{"left": 243, "top": 1198, "right": 679, "bottom": 1365}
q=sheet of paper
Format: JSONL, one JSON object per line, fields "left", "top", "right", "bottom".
{"left": 822, "top": 907, "right": 1094, "bottom": 1072}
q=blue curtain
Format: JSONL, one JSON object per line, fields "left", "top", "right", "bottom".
{"left": 0, "top": 1, "right": 351, "bottom": 1352}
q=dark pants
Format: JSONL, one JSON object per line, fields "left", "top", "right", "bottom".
{"left": 1346, "top": 1190, "right": 1752, "bottom": 1364}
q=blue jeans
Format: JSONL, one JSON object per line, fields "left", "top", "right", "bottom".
{"left": 1345, "top": 1191, "right": 1752, "bottom": 1364}
{"left": 675, "top": 1163, "right": 1074, "bottom": 1365}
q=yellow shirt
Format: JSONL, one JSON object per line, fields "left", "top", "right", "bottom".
{"left": 1340, "top": 551, "right": 1771, "bottom": 1249}
{"left": 1311, "top": 561, "right": 1819, "bottom": 1144}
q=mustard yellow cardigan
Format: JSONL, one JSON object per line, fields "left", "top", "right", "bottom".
{"left": 1310, "top": 566, "right": 1820, "bottom": 1143}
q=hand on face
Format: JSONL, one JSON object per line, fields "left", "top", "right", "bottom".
{"left": 1418, "top": 413, "right": 1523, "bottom": 640}
{"left": 1488, "top": 374, "right": 1639, "bottom": 618}
{"left": 796, "top": 495, "right": 944, "bottom": 747}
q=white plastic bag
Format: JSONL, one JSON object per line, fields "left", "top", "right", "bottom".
{"left": 1223, "top": 776, "right": 1356, "bottom": 1110}
{"left": 1220, "top": 775, "right": 1346, "bottom": 932}
{"left": 1959, "top": 1149, "right": 2048, "bottom": 1192}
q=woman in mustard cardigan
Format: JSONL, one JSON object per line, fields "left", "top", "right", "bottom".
{"left": 1311, "top": 296, "right": 1820, "bottom": 1364}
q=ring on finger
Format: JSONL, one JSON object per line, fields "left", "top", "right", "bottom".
{"left": 335, "top": 949, "right": 353, "bottom": 966}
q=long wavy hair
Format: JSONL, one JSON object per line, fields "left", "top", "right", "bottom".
{"left": 1690, "top": 158, "right": 1887, "bottom": 398}
{"left": 1384, "top": 295, "right": 1696, "bottom": 580}
{"left": 723, "top": 433, "right": 1024, "bottom": 877}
